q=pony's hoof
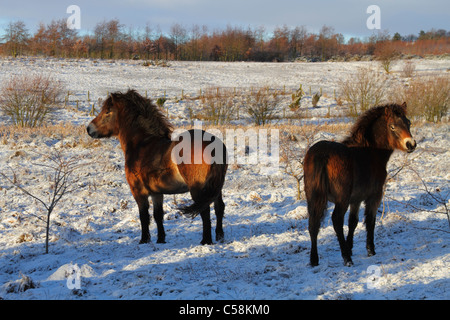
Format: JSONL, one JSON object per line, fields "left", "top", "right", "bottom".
{"left": 139, "top": 239, "right": 150, "bottom": 244}
{"left": 216, "top": 233, "right": 224, "bottom": 243}
{"left": 201, "top": 240, "right": 213, "bottom": 245}
{"left": 344, "top": 259, "right": 354, "bottom": 267}
{"left": 309, "top": 259, "right": 319, "bottom": 267}
{"left": 157, "top": 239, "right": 166, "bottom": 244}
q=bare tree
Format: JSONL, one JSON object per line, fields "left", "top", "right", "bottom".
{"left": 170, "top": 23, "right": 187, "bottom": 60}
{"left": 1, "top": 150, "right": 82, "bottom": 254}
{"left": 290, "top": 25, "right": 308, "bottom": 58}
{"left": 94, "top": 19, "right": 123, "bottom": 59}
{"left": 1, "top": 20, "right": 29, "bottom": 56}
{"left": 106, "top": 19, "right": 123, "bottom": 59}
{"left": 374, "top": 41, "right": 399, "bottom": 74}
{"left": 383, "top": 155, "right": 450, "bottom": 230}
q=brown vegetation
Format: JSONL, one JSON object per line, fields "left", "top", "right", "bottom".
{"left": 1, "top": 19, "right": 448, "bottom": 62}
{"left": 391, "top": 76, "right": 449, "bottom": 123}
{"left": 0, "top": 74, "right": 65, "bottom": 127}
{"left": 338, "top": 66, "right": 386, "bottom": 116}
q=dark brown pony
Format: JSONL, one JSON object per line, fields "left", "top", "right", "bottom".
{"left": 87, "top": 89, "right": 227, "bottom": 245}
{"left": 304, "top": 103, "right": 416, "bottom": 266}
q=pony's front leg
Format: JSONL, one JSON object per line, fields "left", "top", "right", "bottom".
{"left": 151, "top": 194, "right": 166, "bottom": 243}
{"left": 364, "top": 196, "right": 381, "bottom": 257}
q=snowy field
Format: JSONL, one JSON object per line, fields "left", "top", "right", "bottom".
{"left": 0, "top": 57, "right": 449, "bottom": 300}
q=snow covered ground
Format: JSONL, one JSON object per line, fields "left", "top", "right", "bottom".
{"left": 0, "top": 57, "right": 449, "bottom": 300}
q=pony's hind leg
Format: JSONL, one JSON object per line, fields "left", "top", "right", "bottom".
{"left": 332, "top": 203, "right": 353, "bottom": 266}
{"left": 308, "top": 215, "right": 320, "bottom": 267}
{"left": 214, "top": 192, "right": 225, "bottom": 242}
{"left": 307, "top": 193, "right": 327, "bottom": 266}
{"left": 200, "top": 206, "right": 213, "bottom": 245}
{"left": 151, "top": 194, "right": 166, "bottom": 243}
{"left": 346, "top": 202, "right": 361, "bottom": 256}
{"left": 189, "top": 187, "right": 214, "bottom": 245}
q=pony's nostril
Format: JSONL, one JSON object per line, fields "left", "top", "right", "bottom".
{"left": 87, "top": 124, "right": 97, "bottom": 138}
{"left": 406, "top": 140, "right": 416, "bottom": 152}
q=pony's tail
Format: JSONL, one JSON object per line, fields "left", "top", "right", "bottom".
{"left": 179, "top": 162, "right": 227, "bottom": 218}
{"left": 304, "top": 149, "right": 329, "bottom": 224}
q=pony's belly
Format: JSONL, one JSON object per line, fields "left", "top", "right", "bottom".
{"left": 149, "top": 175, "right": 189, "bottom": 194}
{"left": 155, "top": 184, "right": 189, "bottom": 194}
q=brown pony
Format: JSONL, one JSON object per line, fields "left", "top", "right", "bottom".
{"left": 87, "top": 89, "right": 227, "bottom": 245}
{"left": 304, "top": 103, "right": 416, "bottom": 266}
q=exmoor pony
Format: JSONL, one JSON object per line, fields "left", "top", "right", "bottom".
{"left": 87, "top": 89, "right": 227, "bottom": 245}
{"left": 304, "top": 103, "right": 416, "bottom": 266}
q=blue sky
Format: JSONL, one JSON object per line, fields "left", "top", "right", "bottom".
{"left": 0, "top": 0, "right": 448, "bottom": 39}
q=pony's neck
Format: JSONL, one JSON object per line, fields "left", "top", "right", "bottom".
{"left": 115, "top": 107, "right": 160, "bottom": 155}
{"left": 343, "top": 116, "right": 391, "bottom": 150}
{"left": 118, "top": 128, "right": 158, "bottom": 156}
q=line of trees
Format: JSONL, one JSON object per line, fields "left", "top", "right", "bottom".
{"left": 1, "top": 19, "right": 449, "bottom": 61}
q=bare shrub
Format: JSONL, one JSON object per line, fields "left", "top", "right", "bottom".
{"left": 392, "top": 76, "right": 449, "bottom": 122}
{"left": 5, "top": 274, "right": 38, "bottom": 293}
{"left": 245, "top": 86, "right": 281, "bottom": 125}
{"left": 339, "top": 66, "right": 386, "bottom": 116}
{"left": 401, "top": 60, "right": 416, "bottom": 78}
{"left": 199, "top": 87, "right": 237, "bottom": 125}
{"left": 0, "top": 74, "right": 65, "bottom": 127}
{"left": 374, "top": 42, "right": 399, "bottom": 74}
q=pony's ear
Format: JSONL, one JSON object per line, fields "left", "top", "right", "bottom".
{"left": 110, "top": 93, "right": 118, "bottom": 104}
{"left": 384, "top": 105, "right": 393, "bottom": 119}
{"left": 401, "top": 102, "right": 407, "bottom": 111}
{"left": 104, "top": 93, "right": 118, "bottom": 113}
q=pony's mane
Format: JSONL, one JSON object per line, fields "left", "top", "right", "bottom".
{"left": 109, "top": 89, "right": 173, "bottom": 138}
{"left": 342, "top": 103, "right": 406, "bottom": 147}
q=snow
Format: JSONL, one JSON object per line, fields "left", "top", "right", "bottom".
{"left": 0, "top": 57, "right": 449, "bottom": 300}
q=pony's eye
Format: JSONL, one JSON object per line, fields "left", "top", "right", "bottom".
{"left": 390, "top": 124, "right": 395, "bottom": 131}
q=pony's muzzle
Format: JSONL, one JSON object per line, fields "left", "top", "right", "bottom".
{"left": 87, "top": 123, "right": 99, "bottom": 138}
{"left": 405, "top": 138, "right": 417, "bottom": 153}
